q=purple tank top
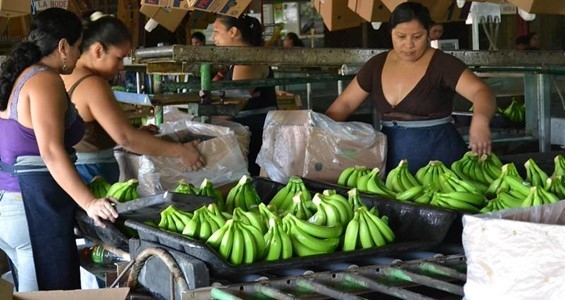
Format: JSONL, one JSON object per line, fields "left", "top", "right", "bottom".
{"left": 0, "top": 65, "right": 85, "bottom": 192}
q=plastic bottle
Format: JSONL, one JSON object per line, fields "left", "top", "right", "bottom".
{"left": 90, "top": 245, "right": 123, "bottom": 265}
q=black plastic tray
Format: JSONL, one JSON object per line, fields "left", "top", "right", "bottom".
{"left": 75, "top": 192, "right": 215, "bottom": 249}
{"left": 125, "top": 177, "right": 458, "bottom": 279}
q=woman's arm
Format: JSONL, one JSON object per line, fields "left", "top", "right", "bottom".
{"left": 455, "top": 69, "right": 496, "bottom": 156}
{"left": 27, "top": 72, "right": 117, "bottom": 227}
{"left": 77, "top": 76, "right": 205, "bottom": 171}
{"left": 325, "top": 77, "right": 370, "bottom": 121}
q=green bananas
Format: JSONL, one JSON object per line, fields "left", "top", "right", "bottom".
{"left": 281, "top": 192, "right": 316, "bottom": 220}
{"left": 225, "top": 175, "right": 261, "bottom": 212}
{"left": 88, "top": 175, "right": 111, "bottom": 198}
{"left": 385, "top": 159, "right": 420, "bottom": 193}
{"left": 552, "top": 155, "right": 565, "bottom": 177}
{"left": 480, "top": 191, "right": 524, "bottom": 213}
{"left": 347, "top": 188, "right": 366, "bottom": 210}
{"left": 206, "top": 219, "right": 266, "bottom": 265}
{"left": 521, "top": 186, "right": 559, "bottom": 207}
{"left": 173, "top": 179, "right": 199, "bottom": 194}
{"left": 263, "top": 218, "right": 293, "bottom": 261}
{"left": 544, "top": 176, "right": 565, "bottom": 199}
{"left": 337, "top": 165, "right": 370, "bottom": 188}
{"left": 269, "top": 176, "right": 312, "bottom": 213}
{"left": 356, "top": 168, "right": 396, "bottom": 199}
{"left": 311, "top": 190, "right": 353, "bottom": 227}
{"left": 502, "top": 98, "right": 525, "bottom": 124}
{"left": 282, "top": 214, "right": 341, "bottom": 257}
{"left": 485, "top": 163, "right": 523, "bottom": 199}
{"left": 232, "top": 207, "right": 267, "bottom": 234}
{"left": 415, "top": 160, "right": 455, "bottom": 190}
{"left": 157, "top": 205, "right": 194, "bottom": 233}
{"left": 430, "top": 191, "right": 486, "bottom": 213}
{"left": 181, "top": 205, "right": 227, "bottom": 240}
{"left": 342, "top": 206, "right": 395, "bottom": 251}
{"left": 524, "top": 158, "right": 549, "bottom": 187}
{"left": 450, "top": 152, "right": 500, "bottom": 189}
{"left": 105, "top": 178, "right": 139, "bottom": 202}
{"left": 197, "top": 178, "right": 225, "bottom": 211}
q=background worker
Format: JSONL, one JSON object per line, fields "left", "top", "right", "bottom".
{"left": 62, "top": 12, "right": 205, "bottom": 184}
{"left": 191, "top": 31, "right": 206, "bottom": 46}
{"left": 325, "top": 2, "right": 495, "bottom": 174}
{"left": 212, "top": 14, "right": 277, "bottom": 176}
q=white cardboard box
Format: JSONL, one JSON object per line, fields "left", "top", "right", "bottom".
{"left": 0, "top": 278, "right": 129, "bottom": 300}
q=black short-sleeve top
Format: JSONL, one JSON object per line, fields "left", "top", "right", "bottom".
{"left": 356, "top": 49, "right": 467, "bottom": 121}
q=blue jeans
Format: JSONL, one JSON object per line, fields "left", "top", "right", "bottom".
{"left": 76, "top": 162, "right": 120, "bottom": 184}
{"left": 381, "top": 122, "right": 467, "bottom": 175}
{"left": 0, "top": 191, "right": 38, "bottom": 291}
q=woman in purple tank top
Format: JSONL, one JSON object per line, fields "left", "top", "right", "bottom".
{"left": 0, "top": 8, "right": 118, "bottom": 291}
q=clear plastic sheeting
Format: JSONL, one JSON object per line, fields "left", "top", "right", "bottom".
{"left": 257, "top": 110, "right": 387, "bottom": 184}
{"left": 463, "top": 201, "right": 565, "bottom": 300}
{"left": 116, "top": 118, "right": 249, "bottom": 196}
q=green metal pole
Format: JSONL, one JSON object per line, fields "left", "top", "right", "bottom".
{"left": 153, "top": 74, "right": 163, "bottom": 125}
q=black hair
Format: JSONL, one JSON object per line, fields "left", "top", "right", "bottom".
{"left": 285, "top": 32, "right": 304, "bottom": 47}
{"left": 389, "top": 2, "right": 432, "bottom": 33}
{"left": 216, "top": 14, "right": 263, "bottom": 46}
{"left": 515, "top": 35, "right": 529, "bottom": 46}
{"left": 191, "top": 31, "right": 206, "bottom": 44}
{"left": 80, "top": 11, "right": 132, "bottom": 53}
{"left": 0, "top": 8, "right": 82, "bottom": 111}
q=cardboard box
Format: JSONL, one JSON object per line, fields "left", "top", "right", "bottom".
{"left": 0, "top": 278, "right": 129, "bottom": 300}
{"left": 190, "top": 0, "right": 252, "bottom": 17}
{"left": 381, "top": 0, "right": 455, "bottom": 22}
{"left": 462, "top": 201, "right": 565, "bottom": 299}
{"left": 507, "top": 0, "right": 565, "bottom": 15}
{"left": 0, "top": 0, "right": 30, "bottom": 17}
{"left": 140, "top": 0, "right": 190, "bottom": 10}
{"left": 313, "top": 0, "right": 362, "bottom": 31}
{"left": 257, "top": 110, "right": 386, "bottom": 184}
{"left": 348, "top": 0, "right": 391, "bottom": 22}
{"left": 139, "top": 5, "right": 189, "bottom": 32}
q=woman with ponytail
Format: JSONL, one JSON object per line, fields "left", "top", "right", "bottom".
{"left": 0, "top": 8, "right": 118, "bottom": 291}
{"left": 212, "top": 14, "right": 277, "bottom": 176}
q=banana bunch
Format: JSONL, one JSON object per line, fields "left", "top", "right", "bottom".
{"left": 197, "top": 178, "right": 225, "bottom": 210}
{"left": 257, "top": 202, "right": 279, "bottom": 222}
{"left": 282, "top": 214, "right": 342, "bottom": 257}
{"left": 347, "top": 188, "right": 366, "bottom": 210}
{"left": 232, "top": 207, "right": 267, "bottom": 234}
{"left": 225, "top": 175, "right": 261, "bottom": 212}
{"left": 182, "top": 205, "right": 227, "bottom": 240}
{"left": 480, "top": 191, "right": 524, "bottom": 213}
{"left": 415, "top": 160, "right": 455, "bottom": 189}
{"left": 525, "top": 158, "right": 549, "bottom": 187}
{"left": 311, "top": 190, "right": 353, "bottom": 226}
{"left": 342, "top": 206, "right": 395, "bottom": 251}
{"left": 438, "top": 172, "right": 483, "bottom": 194}
{"left": 395, "top": 185, "right": 427, "bottom": 202}
{"left": 157, "top": 205, "right": 194, "bottom": 233}
{"left": 552, "top": 154, "right": 565, "bottom": 177}
{"left": 502, "top": 98, "right": 525, "bottom": 124}
{"left": 430, "top": 191, "right": 486, "bottom": 213}
{"left": 337, "top": 165, "right": 370, "bottom": 188}
{"left": 173, "top": 179, "right": 199, "bottom": 195}
{"left": 544, "top": 176, "right": 565, "bottom": 199}
{"left": 357, "top": 168, "right": 396, "bottom": 199}
{"left": 385, "top": 159, "right": 420, "bottom": 193}
{"left": 106, "top": 178, "right": 140, "bottom": 202}
{"left": 263, "top": 218, "right": 293, "bottom": 261}
{"left": 88, "top": 175, "right": 112, "bottom": 198}
{"left": 206, "top": 219, "right": 266, "bottom": 265}
{"left": 269, "top": 176, "right": 312, "bottom": 213}
{"left": 450, "top": 152, "right": 500, "bottom": 188}
{"left": 521, "top": 186, "right": 559, "bottom": 207}
{"left": 485, "top": 163, "right": 524, "bottom": 198}
{"left": 412, "top": 187, "right": 438, "bottom": 205}
{"left": 282, "top": 192, "right": 316, "bottom": 220}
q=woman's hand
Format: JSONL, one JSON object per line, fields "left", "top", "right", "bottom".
{"left": 469, "top": 115, "right": 492, "bottom": 157}
{"left": 85, "top": 198, "right": 119, "bottom": 228}
{"left": 179, "top": 140, "right": 206, "bottom": 172}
